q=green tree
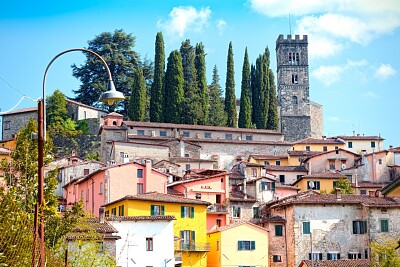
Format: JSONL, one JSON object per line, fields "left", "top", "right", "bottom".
{"left": 180, "top": 39, "right": 203, "bottom": 124}
{"left": 150, "top": 32, "right": 165, "bottom": 122}
{"left": 238, "top": 48, "right": 252, "bottom": 128}
{"left": 266, "top": 70, "right": 279, "bottom": 130}
{"left": 330, "top": 177, "right": 354, "bottom": 194}
{"left": 128, "top": 68, "right": 146, "bottom": 121}
{"left": 224, "top": 42, "right": 237, "bottom": 127}
{"left": 208, "top": 65, "right": 226, "bottom": 126}
{"left": 72, "top": 29, "right": 141, "bottom": 113}
{"left": 250, "top": 63, "right": 257, "bottom": 126}
{"left": 252, "top": 48, "right": 270, "bottom": 129}
{"left": 195, "top": 42, "right": 208, "bottom": 125}
{"left": 163, "top": 50, "right": 184, "bottom": 123}
{"left": 371, "top": 236, "right": 400, "bottom": 267}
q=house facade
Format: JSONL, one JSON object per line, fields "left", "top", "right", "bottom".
{"left": 292, "top": 137, "right": 345, "bottom": 152}
{"left": 331, "top": 135, "right": 385, "bottom": 154}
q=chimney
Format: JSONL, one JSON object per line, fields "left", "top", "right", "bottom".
{"left": 335, "top": 188, "right": 341, "bottom": 200}
{"left": 322, "top": 136, "right": 326, "bottom": 140}
{"left": 99, "top": 207, "right": 105, "bottom": 223}
{"left": 146, "top": 160, "right": 152, "bottom": 179}
{"left": 180, "top": 140, "right": 185, "bottom": 157}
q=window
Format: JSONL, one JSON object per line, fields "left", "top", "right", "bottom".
{"left": 292, "top": 74, "right": 298, "bottom": 84}
{"left": 111, "top": 207, "right": 117, "bottom": 216}
{"left": 329, "top": 160, "right": 335, "bottom": 170}
{"left": 353, "top": 220, "right": 367, "bottom": 234}
{"left": 204, "top": 132, "right": 212, "bottom": 138}
{"left": 84, "top": 169, "right": 89, "bottom": 175}
{"left": 307, "top": 181, "right": 320, "bottom": 190}
{"left": 181, "top": 206, "right": 194, "bottom": 218}
{"left": 137, "top": 169, "right": 143, "bottom": 178}
{"left": 185, "top": 164, "right": 190, "bottom": 170}
{"left": 323, "top": 146, "right": 328, "bottom": 152}
{"left": 333, "top": 181, "right": 338, "bottom": 188}
{"left": 253, "top": 207, "right": 259, "bottom": 219}
{"left": 216, "top": 240, "right": 220, "bottom": 250}
{"left": 184, "top": 153, "right": 190, "bottom": 158}
{"left": 4, "top": 121, "right": 10, "bottom": 130}
{"left": 275, "top": 225, "right": 283, "bottom": 236}
{"left": 216, "top": 219, "right": 221, "bottom": 227}
{"left": 160, "top": 131, "right": 167, "bottom": 137}
{"left": 99, "top": 182, "right": 103, "bottom": 194}
{"left": 118, "top": 205, "right": 124, "bottom": 216}
{"left": 105, "top": 210, "right": 109, "bottom": 217}
{"left": 146, "top": 237, "right": 153, "bottom": 251}
{"left": 137, "top": 183, "right": 144, "bottom": 194}
{"left": 348, "top": 142, "right": 353, "bottom": 148}
{"left": 276, "top": 160, "right": 281, "bottom": 166}
{"left": 245, "top": 135, "right": 253, "bottom": 140}
{"left": 264, "top": 161, "right": 270, "bottom": 166}
{"left": 232, "top": 206, "right": 241, "bottom": 218}
{"left": 292, "top": 96, "right": 298, "bottom": 104}
{"left": 150, "top": 204, "right": 165, "bottom": 215}
{"left": 225, "top": 133, "right": 232, "bottom": 140}
{"left": 309, "top": 253, "right": 323, "bottom": 261}
{"left": 306, "top": 146, "right": 310, "bottom": 151}
{"left": 273, "top": 255, "right": 282, "bottom": 262}
{"left": 303, "top": 221, "right": 310, "bottom": 234}
{"left": 251, "top": 168, "right": 257, "bottom": 177}
{"left": 237, "top": 240, "right": 255, "bottom": 251}
{"left": 380, "top": 219, "right": 389, "bottom": 232}
{"left": 260, "top": 181, "right": 275, "bottom": 191}
{"left": 182, "top": 131, "right": 190, "bottom": 137}
{"left": 195, "top": 193, "right": 201, "bottom": 199}
{"left": 371, "top": 141, "right": 376, "bottom": 148}
{"left": 378, "top": 159, "right": 382, "bottom": 165}
{"left": 180, "top": 230, "right": 195, "bottom": 250}
{"left": 327, "top": 252, "right": 340, "bottom": 260}
{"left": 279, "top": 175, "right": 285, "bottom": 183}
{"left": 348, "top": 252, "right": 362, "bottom": 259}
{"left": 360, "top": 189, "right": 367, "bottom": 195}
{"left": 137, "top": 130, "right": 145, "bottom": 136}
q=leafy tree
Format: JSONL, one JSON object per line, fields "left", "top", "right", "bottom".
{"left": 371, "top": 236, "right": 400, "bottom": 267}
{"left": 163, "top": 50, "right": 184, "bottom": 123}
{"left": 72, "top": 29, "right": 141, "bottom": 113}
{"left": 238, "top": 48, "right": 252, "bottom": 128}
{"left": 224, "top": 42, "right": 237, "bottom": 127}
{"left": 208, "top": 65, "right": 226, "bottom": 126}
{"left": 195, "top": 42, "right": 208, "bottom": 125}
{"left": 150, "top": 32, "right": 165, "bottom": 122}
{"left": 330, "top": 177, "right": 354, "bottom": 194}
{"left": 180, "top": 39, "right": 203, "bottom": 124}
{"left": 266, "top": 70, "right": 279, "bottom": 130}
{"left": 128, "top": 68, "right": 146, "bottom": 121}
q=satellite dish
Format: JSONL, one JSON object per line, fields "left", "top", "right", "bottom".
{"left": 308, "top": 181, "right": 315, "bottom": 189}
{"left": 341, "top": 164, "right": 347, "bottom": 170}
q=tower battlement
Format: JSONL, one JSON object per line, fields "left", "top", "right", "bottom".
{"left": 276, "top": 34, "right": 308, "bottom": 46}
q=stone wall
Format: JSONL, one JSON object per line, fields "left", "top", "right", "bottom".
{"left": 280, "top": 116, "right": 311, "bottom": 142}
{"left": 2, "top": 110, "right": 37, "bottom": 139}
{"left": 310, "top": 102, "right": 324, "bottom": 139}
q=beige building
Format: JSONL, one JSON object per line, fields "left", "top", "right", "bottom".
{"left": 330, "top": 135, "right": 385, "bottom": 154}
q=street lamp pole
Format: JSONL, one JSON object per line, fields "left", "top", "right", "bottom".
{"left": 34, "top": 48, "right": 124, "bottom": 267}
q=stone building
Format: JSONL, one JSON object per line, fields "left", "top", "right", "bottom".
{"left": 1, "top": 107, "right": 37, "bottom": 140}
{"left": 276, "top": 34, "right": 324, "bottom": 141}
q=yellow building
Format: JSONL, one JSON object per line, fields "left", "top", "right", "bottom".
{"left": 0, "top": 138, "right": 16, "bottom": 151}
{"left": 292, "top": 137, "right": 345, "bottom": 152}
{"left": 292, "top": 172, "right": 348, "bottom": 193}
{"left": 207, "top": 221, "right": 268, "bottom": 267}
{"left": 103, "top": 192, "right": 211, "bottom": 267}
{"left": 381, "top": 176, "right": 400, "bottom": 197}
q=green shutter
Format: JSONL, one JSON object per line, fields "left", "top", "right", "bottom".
{"left": 150, "top": 205, "right": 154, "bottom": 215}
{"left": 191, "top": 206, "right": 194, "bottom": 218}
{"left": 250, "top": 241, "right": 255, "bottom": 250}
{"left": 303, "top": 222, "right": 310, "bottom": 234}
{"left": 191, "top": 231, "right": 195, "bottom": 242}
{"left": 272, "top": 182, "right": 276, "bottom": 191}
{"left": 181, "top": 206, "right": 184, "bottom": 218}
{"left": 238, "top": 241, "right": 243, "bottom": 250}
{"left": 161, "top": 205, "right": 165, "bottom": 215}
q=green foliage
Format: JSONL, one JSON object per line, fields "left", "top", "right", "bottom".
{"left": 224, "top": 42, "right": 237, "bottom": 127}
{"left": 76, "top": 120, "right": 89, "bottom": 135}
{"left": 65, "top": 240, "right": 116, "bottom": 267}
{"left": 150, "top": 32, "right": 165, "bottom": 122}
{"left": 128, "top": 68, "right": 146, "bottom": 121}
{"left": 252, "top": 50, "right": 270, "bottom": 129}
{"left": 47, "top": 89, "right": 69, "bottom": 126}
{"left": 330, "top": 177, "right": 354, "bottom": 194}
{"left": 266, "top": 71, "right": 279, "bottom": 130}
{"left": 371, "top": 236, "right": 400, "bottom": 267}
{"left": 85, "top": 151, "right": 100, "bottom": 161}
{"left": 208, "top": 65, "right": 226, "bottom": 126}
{"left": 163, "top": 50, "right": 184, "bottom": 123}
{"left": 195, "top": 42, "right": 208, "bottom": 125}
{"left": 238, "top": 48, "right": 252, "bottom": 128}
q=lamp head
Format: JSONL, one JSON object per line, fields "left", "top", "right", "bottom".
{"left": 99, "top": 80, "right": 125, "bottom": 105}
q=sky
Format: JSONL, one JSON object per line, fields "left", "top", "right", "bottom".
{"left": 0, "top": 0, "right": 399, "bottom": 147}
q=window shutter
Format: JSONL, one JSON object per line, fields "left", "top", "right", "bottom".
{"left": 309, "top": 253, "right": 312, "bottom": 260}
{"left": 181, "top": 206, "right": 184, "bottom": 218}
{"left": 272, "top": 182, "right": 276, "bottom": 191}
{"left": 358, "top": 253, "right": 362, "bottom": 259}
{"left": 161, "top": 205, "right": 165, "bottom": 215}
{"left": 338, "top": 253, "right": 341, "bottom": 259}
{"left": 251, "top": 241, "right": 256, "bottom": 250}
{"left": 150, "top": 205, "right": 154, "bottom": 216}
{"left": 191, "top": 231, "right": 195, "bottom": 242}
{"left": 319, "top": 253, "right": 323, "bottom": 260}
{"left": 180, "top": 230, "right": 184, "bottom": 239}
{"left": 238, "top": 241, "right": 243, "bottom": 250}
{"left": 327, "top": 254, "right": 332, "bottom": 260}
{"left": 191, "top": 206, "right": 195, "bottom": 218}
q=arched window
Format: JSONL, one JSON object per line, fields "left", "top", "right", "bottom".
{"left": 292, "top": 96, "right": 298, "bottom": 104}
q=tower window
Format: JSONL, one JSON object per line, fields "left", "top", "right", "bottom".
{"left": 288, "top": 52, "right": 292, "bottom": 64}
{"left": 292, "top": 74, "right": 298, "bottom": 84}
{"left": 292, "top": 96, "right": 298, "bottom": 104}
{"left": 296, "top": 53, "right": 300, "bottom": 64}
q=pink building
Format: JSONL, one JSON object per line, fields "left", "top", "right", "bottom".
{"left": 167, "top": 170, "right": 230, "bottom": 230}
{"left": 64, "top": 161, "right": 168, "bottom": 216}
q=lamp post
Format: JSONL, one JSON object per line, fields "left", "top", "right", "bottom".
{"left": 34, "top": 48, "right": 124, "bottom": 267}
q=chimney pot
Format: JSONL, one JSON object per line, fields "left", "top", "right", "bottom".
{"left": 99, "top": 207, "right": 105, "bottom": 223}
{"left": 335, "top": 188, "right": 341, "bottom": 200}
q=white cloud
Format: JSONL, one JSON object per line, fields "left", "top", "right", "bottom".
{"left": 374, "top": 63, "right": 397, "bottom": 80}
{"left": 327, "top": 116, "right": 340, "bottom": 122}
{"left": 157, "top": 6, "right": 211, "bottom": 39}
{"left": 363, "top": 91, "right": 379, "bottom": 98}
{"left": 216, "top": 19, "right": 227, "bottom": 36}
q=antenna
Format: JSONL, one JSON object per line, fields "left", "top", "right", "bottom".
{"left": 289, "top": 14, "right": 292, "bottom": 35}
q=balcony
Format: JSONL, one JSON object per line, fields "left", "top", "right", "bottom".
{"left": 206, "top": 204, "right": 228, "bottom": 214}
{"left": 175, "top": 241, "right": 210, "bottom": 252}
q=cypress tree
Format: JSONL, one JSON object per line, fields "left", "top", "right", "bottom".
{"left": 180, "top": 39, "right": 202, "bottom": 124}
{"left": 208, "top": 65, "right": 226, "bottom": 126}
{"left": 253, "top": 48, "right": 270, "bottom": 129}
{"left": 267, "top": 70, "right": 279, "bottom": 130}
{"left": 195, "top": 42, "right": 208, "bottom": 125}
{"left": 250, "top": 64, "right": 257, "bottom": 125}
{"left": 128, "top": 68, "right": 146, "bottom": 121}
{"left": 150, "top": 32, "right": 165, "bottom": 122}
{"left": 238, "top": 48, "right": 252, "bottom": 128}
{"left": 224, "top": 42, "right": 237, "bottom": 127}
{"left": 163, "top": 50, "right": 184, "bottom": 123}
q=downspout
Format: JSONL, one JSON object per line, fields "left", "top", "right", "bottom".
{"left": 285, "top": 207, "right": 289, "bottom": 267}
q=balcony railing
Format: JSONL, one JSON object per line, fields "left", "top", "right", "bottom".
{"left": 174, "top": 241, "right": 210, "bottom": 252}
{"left": 206, "top": 204, "right": 228, "bottom": 214}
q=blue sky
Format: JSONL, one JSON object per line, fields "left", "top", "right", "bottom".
{"left": 0, "top": 0, "right": 399, "bottom": 147}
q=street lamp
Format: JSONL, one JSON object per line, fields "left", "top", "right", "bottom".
{"left": 35, "top": 48, "right": 123, "bottom": 267}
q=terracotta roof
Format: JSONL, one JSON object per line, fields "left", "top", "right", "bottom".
{"left": 168, "top": 170, "right": 227, "bottom": 186}
{"left": 169, "top": 157, "right": 216, "bottom": 163}
{"left": 153, "top": 159, "right": 180, "bottom": 167}
{"left": 229, "top": 171, "right": 245, "bottom": 179}
{"left": 124, "top": 120, "right": 283, "bottom": 135}
{"left": 167, "top": 187, "right": 185, "bottom": 196}
{"left": 66, "top": 217, "right": 120, "bottom": 241}
{"left": 106, "top": 215, "right": 176, "bottom": 221}
{"left": 302, "top": 148, "right": 361, "bottom": 163}
{"left": 103, "top": 192, "right": 211, "bottom": 207}
{"left": 113, "top": 140, "right": 169, "bottom": 148}
{"left": 288, "top": 150, "right": 322, "bottom": 157}
{"left": 249, "top": 154, "right": 288, "bottom": 160}
{"left": 294, "top": 137, "right": 345, "bottom": 145}
{"left": 330, "top": 135, "right": 384, "bottom": 141}
{"left": 299, "top": 259, "right": 370, "bottom": 267}
{"left": 207, "top": 221, "right": 268, "bottom": 234}
{"left": 264, "top": 165, "right": 308, "bottom": 172}
{"left": 275, "top": 183, "right": 301, "bottom": 190}
{"left": 244, "top": 162, "right": 265, "bottom": 167}
{"left": 354, "top": 182, "right": 387, "bottom": 188}
{"left": 246, "top": 176, "right": 277, "bottom": 184}
{"left": 1, "top": 107, "right": 37, "bottom": 116}
{"left": 300, "top": 172, "right": 348, "bottom": 179}
{"left": 229, "top": 190, "right": 257, "bottom": 202}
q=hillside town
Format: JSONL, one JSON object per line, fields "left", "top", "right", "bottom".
{"left": 1, "top": 34, "right": 399, "bottom": 267}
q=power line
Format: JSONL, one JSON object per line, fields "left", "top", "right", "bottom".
{"left": 0, "top": 75, "right": 27, "bottom": 97}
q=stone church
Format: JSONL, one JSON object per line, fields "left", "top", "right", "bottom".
{"left": 276, "top": 34, "right": 323, "bottom": 141}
